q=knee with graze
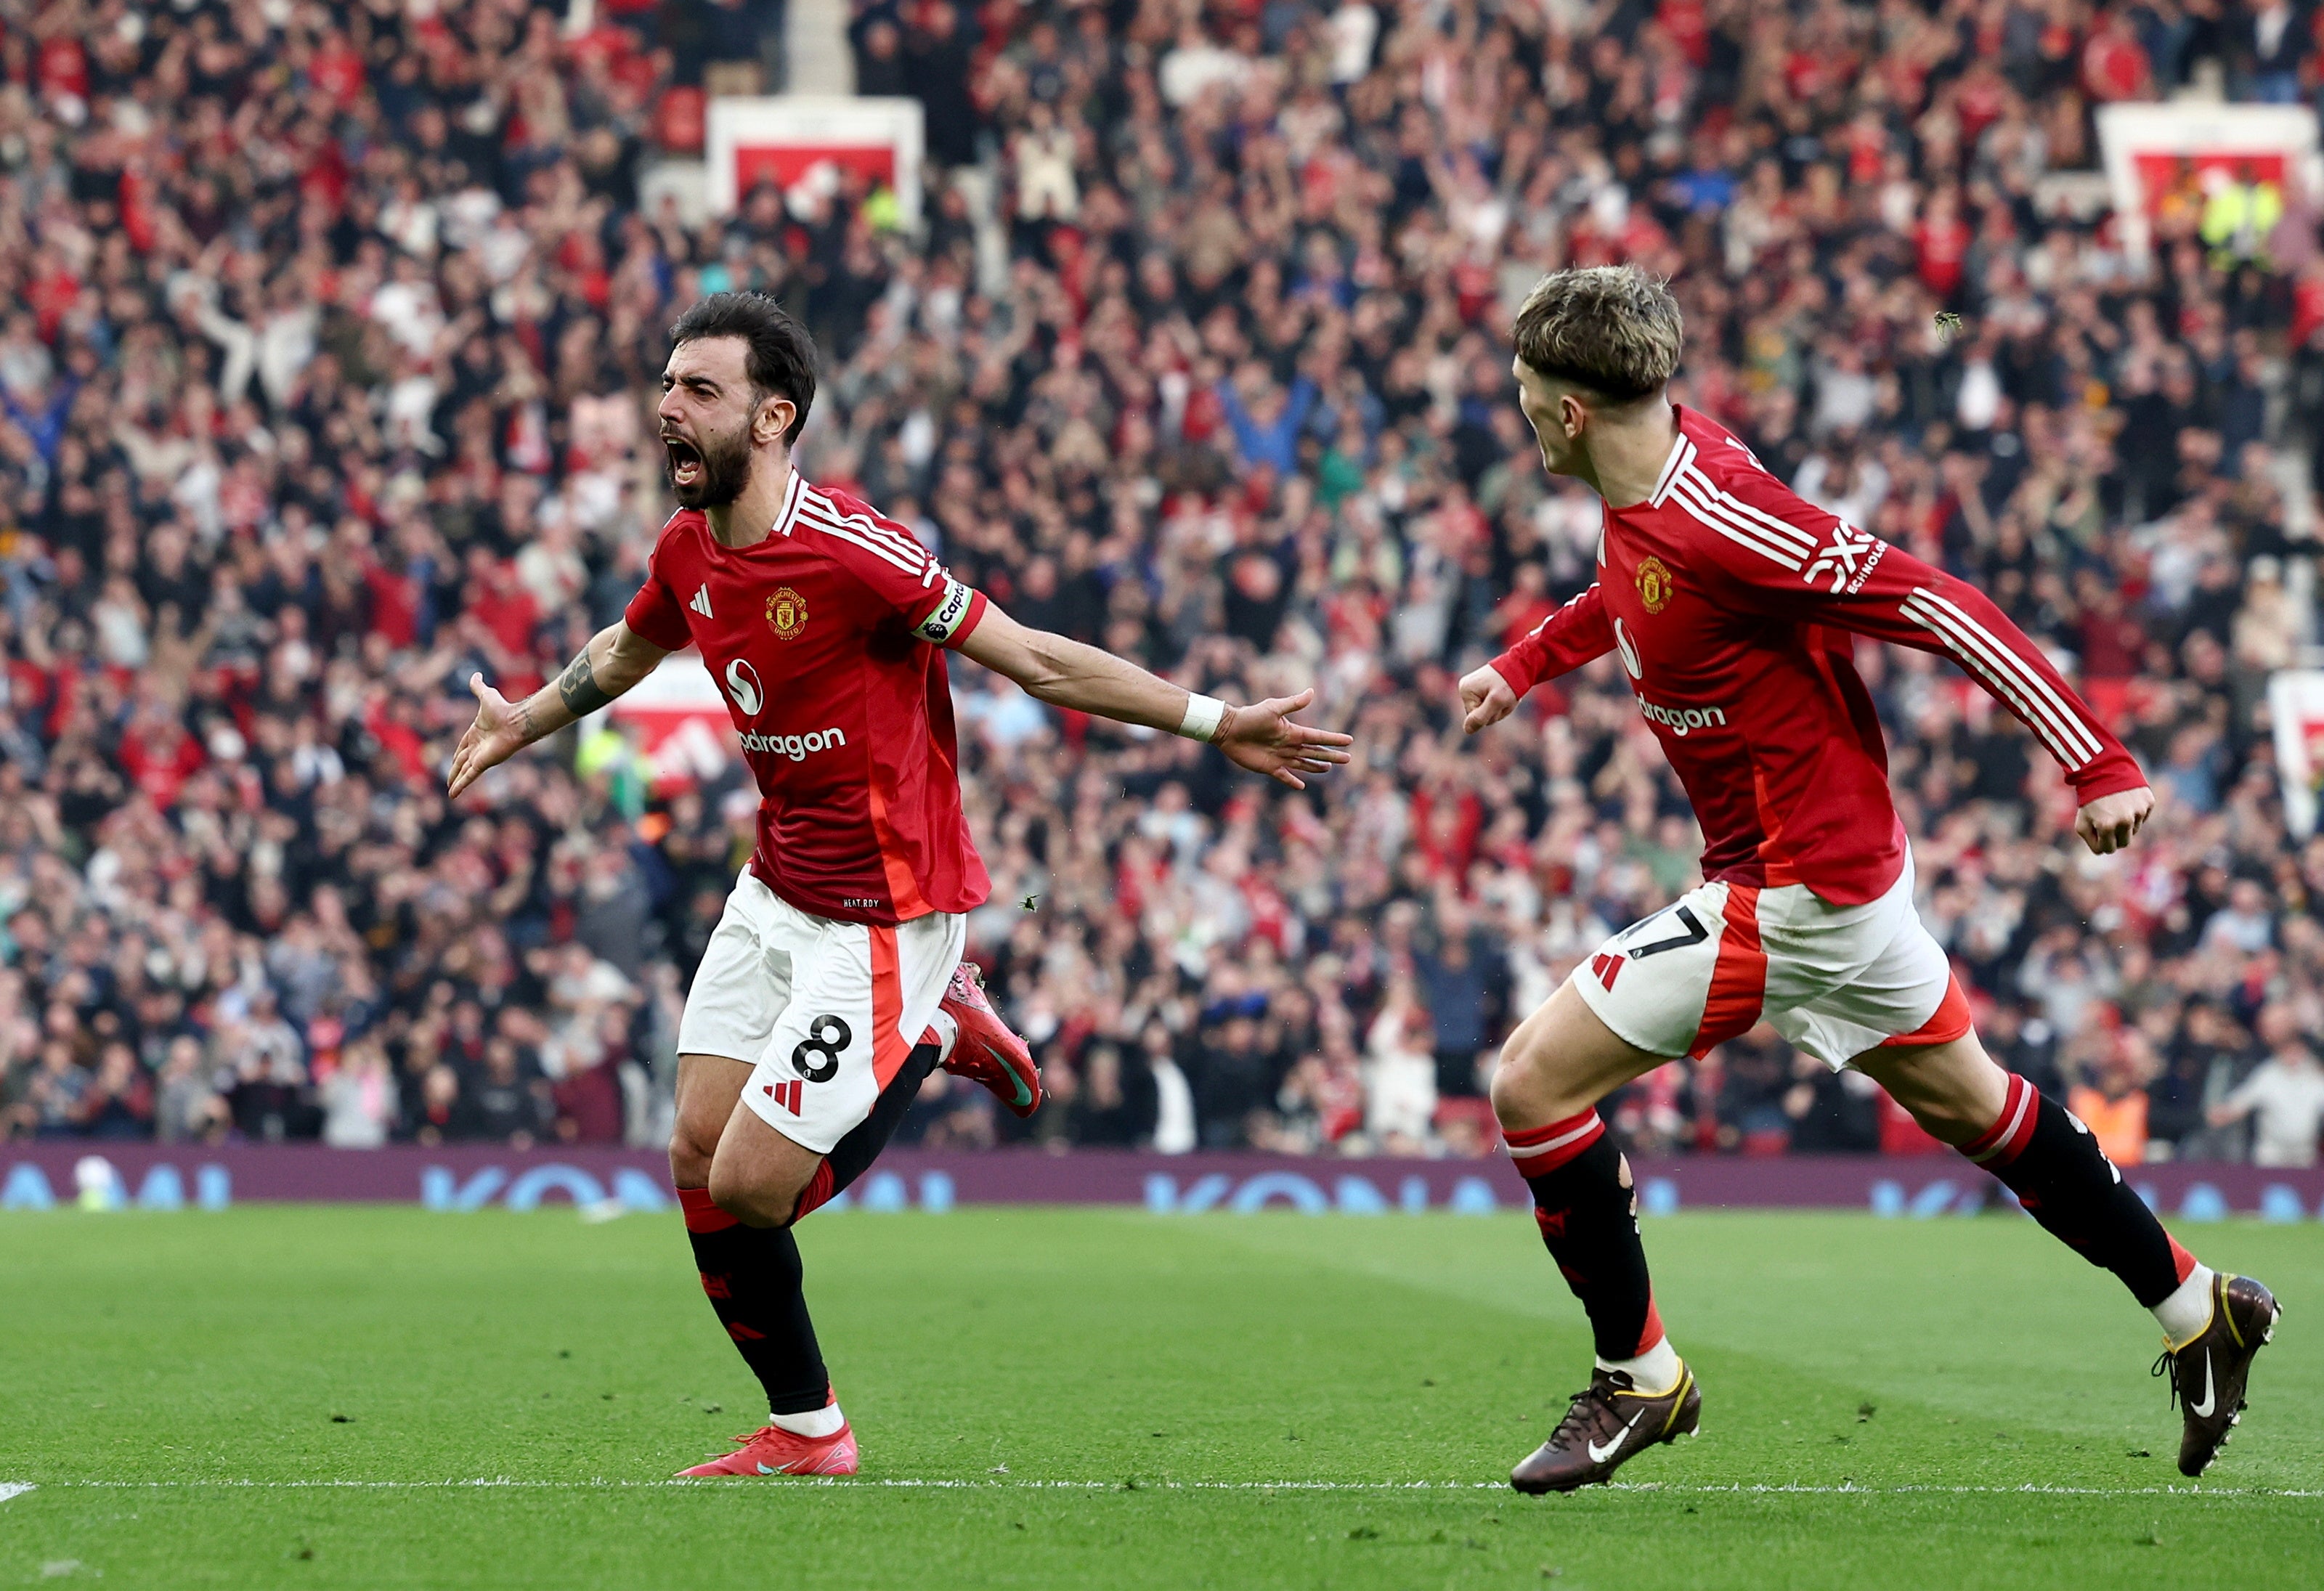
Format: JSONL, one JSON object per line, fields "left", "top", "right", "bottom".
{"left": 667, "top": 1137, "right": 704, "bottom": 1189}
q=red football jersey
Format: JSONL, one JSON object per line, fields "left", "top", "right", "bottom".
{"left": 1490, "top": 407, "right": 2145, "bottom": 905}
{"left": 624, "top": 471, "right": 993, "bottom": 926}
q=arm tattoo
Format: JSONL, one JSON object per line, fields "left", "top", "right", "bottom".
{"left": 556, "top": 648, "right": 614, "bottom": 718}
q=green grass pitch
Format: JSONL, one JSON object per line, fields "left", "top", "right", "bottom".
{"left": 1, "top": 1205, "right": 2317, "bottom": 1590}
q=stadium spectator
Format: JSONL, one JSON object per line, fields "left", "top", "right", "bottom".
{"left": 321, "top": 1036, "right": 397, "bottom": 1149}
{"left": 1362, "top": 979, "right": 1438, "bottom": 1152}
{"left": 151, "top": 1033, "right": 224, "bottom": 1144}
{"left": 2068, "top": 1035, "right": 2158, "bottom": 1167}
{"left": 0, "top": 0, "right": 2318, "bottom": 1172}
{"left": 2208, "top": 1009, "right": 2324, "bottom": 1166}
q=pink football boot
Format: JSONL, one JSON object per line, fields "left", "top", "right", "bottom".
{"left": 937, "top": 962, "right": 1041, "bottom": 1118}
{"left": 677, "top": 1421, "right": 859, "bottom": 1478}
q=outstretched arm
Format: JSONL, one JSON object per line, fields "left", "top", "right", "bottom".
{"left": 956, "top": 602, "right": 1353, "bottom": 789}
{"left": 1798, "top": 558, "right": 2150, "bottom": 853}
{"left": 448, "top": 619, "right": 669, "bottom": 798}
{"left": 1691, "top": 466, "right": 2153, "bottom": 855}
{"left": 2205, "top": 1067, "right": 2274, "bottom": 1128}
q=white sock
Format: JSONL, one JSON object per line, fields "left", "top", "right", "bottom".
{"left": 2154, "top": 1265, "right": 2216, "bottom": 1348}
{"left": 925, "top": 1009, "right": 958, "bottom": 1065}
{"left": 770, "top": 1401, "right": 845, "bottom": 1439}
{"left": 1596, "top": 1336, "right": 1681, "bottom": 1396}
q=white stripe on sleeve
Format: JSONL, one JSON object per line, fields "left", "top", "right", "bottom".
{"left": 797, "top": 488, "right": 935, "bottom": 562}
{"left": 1669, "top": 470, "right": 1807, "bottom": 570}
{"left": 1903, "top": 588, "right": 2104, "bottom": 764}
{"left": 797, "top": 501, "right": 934, "bottom": 577}
{"left": 1901, "top": 590, "right": 2102, "bottom": 769}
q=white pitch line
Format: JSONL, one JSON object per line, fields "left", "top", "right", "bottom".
{"left": 21, "top": 1479, "right": 2319, "bottom": 1499}
{"left": 0, "top": 1483, "right": 35, "bottom": 1504}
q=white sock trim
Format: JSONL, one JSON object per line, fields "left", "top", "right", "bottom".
{"left": 1596, "top": 1336, "right": 1681, "bottom": 1397}
{"left": 770, "top": 1403, "right": 845, "bottom": 1439}
{"left": 926, "top": 1008, "right": 959, "bottom": 1065}
{"left": 2154, "top": 1265, "right": 2216, "bottom": 1349}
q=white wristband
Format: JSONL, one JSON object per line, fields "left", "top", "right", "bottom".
{"left": 1177, "top": 692, "right": 1227, "bottom": 744}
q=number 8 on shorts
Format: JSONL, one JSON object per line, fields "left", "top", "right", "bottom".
{"left": 790, "top": 1015, "right": 853, "bottom": 1084}
{"left": 690, "top": 871, "right": 965, "bottom": 1155}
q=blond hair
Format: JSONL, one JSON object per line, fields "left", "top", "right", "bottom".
{"left": 1510, "top": 266, "right": 1683, "bottom": 402}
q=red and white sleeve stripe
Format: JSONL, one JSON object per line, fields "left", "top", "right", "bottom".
{"left": 1677, "top": 449, "right": 2145, "bottom": 797}
{"left": 796, "top": 489, "right": 941, "bottom": 582}
{"left": 1665, "top": 460, "right": 1816, "bottom": 574}
{"left": 1488, "top": 582, "right": 1614, "bottom": 697}
{"left": 1898, "top": 587, "right": 2105, "bottom": 773}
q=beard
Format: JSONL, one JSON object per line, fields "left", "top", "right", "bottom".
{"left": 665, "top": 423, "right": 755, "bottom": 509}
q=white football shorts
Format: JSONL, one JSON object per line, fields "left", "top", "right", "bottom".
{"left": 1572, "top": 851, "right": 1968, "bottom": 1069}
{"left": 678, "top": 867, "right": 964, "bottom": 1153}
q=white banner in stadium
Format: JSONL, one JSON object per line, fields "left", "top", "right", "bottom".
{"left": 2270, "top": 670, "right": 2324, "bottom": 840}
{"left": 611, "top": 651, "right": 736, "bottom": 789}
{"left": 2096, "top": 102, "right": 2324, "bottom": 267}
{"left": 706, "top": 96, "right": 925, "bottom": 229}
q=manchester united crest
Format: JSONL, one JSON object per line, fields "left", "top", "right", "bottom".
{"left": 1635, "top": 556, "right": 1675, "bottom": 614}
{"left": 766, "top": 586, "right": 808, "bottom": 639}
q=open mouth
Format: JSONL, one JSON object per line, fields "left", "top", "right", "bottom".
{"left": 664, "top": 436, "right": 703, "bottom": 489}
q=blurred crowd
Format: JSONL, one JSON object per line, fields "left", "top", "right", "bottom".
{"left": 3, "top": 0, "right": 2323, "bottom": 1170}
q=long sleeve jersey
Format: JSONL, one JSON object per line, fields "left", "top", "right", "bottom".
{"left": 1490, "top": 407, "right": 2146, "bottom": 906}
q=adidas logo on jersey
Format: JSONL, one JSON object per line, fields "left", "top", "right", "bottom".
{"left": 691, "top": 583, "right": 713, "bottom": 617}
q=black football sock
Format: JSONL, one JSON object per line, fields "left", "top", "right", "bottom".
{"left": 1507, "top": 1108, "right": 1665, "bottom": 1364}
{"left": 1959, "top": 1073, "right": 2196, "bottom": 1309}
{"left": 792, "top": 1041, "right": 940, "bottom": 1218}
{"left": 678, "top": 1187, "right": 829, "bottom": 1415}
{"left": 670, "top": 1040, "right": 943, "bottom": 1415}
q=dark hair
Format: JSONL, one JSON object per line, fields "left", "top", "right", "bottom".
{"left": 668, "top": 293, "right": 818, "bottom": 445}
{"left": 1510, "top": 266, "right": 1683, "bottom": 402}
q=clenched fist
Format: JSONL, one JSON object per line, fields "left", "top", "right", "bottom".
{"left": 1459, "top": 664, "right": 1520, "bottom": 735}
{"left": 2076, "top": 785, "right": 2155, "bottom": 855}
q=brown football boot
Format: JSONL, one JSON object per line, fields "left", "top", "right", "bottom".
{"left": 2153, "top": 1271, "right": 2280, "bottom": 1477}
{"left": 1511, "top": 1362, "right": 1702, "bottom": 1494}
